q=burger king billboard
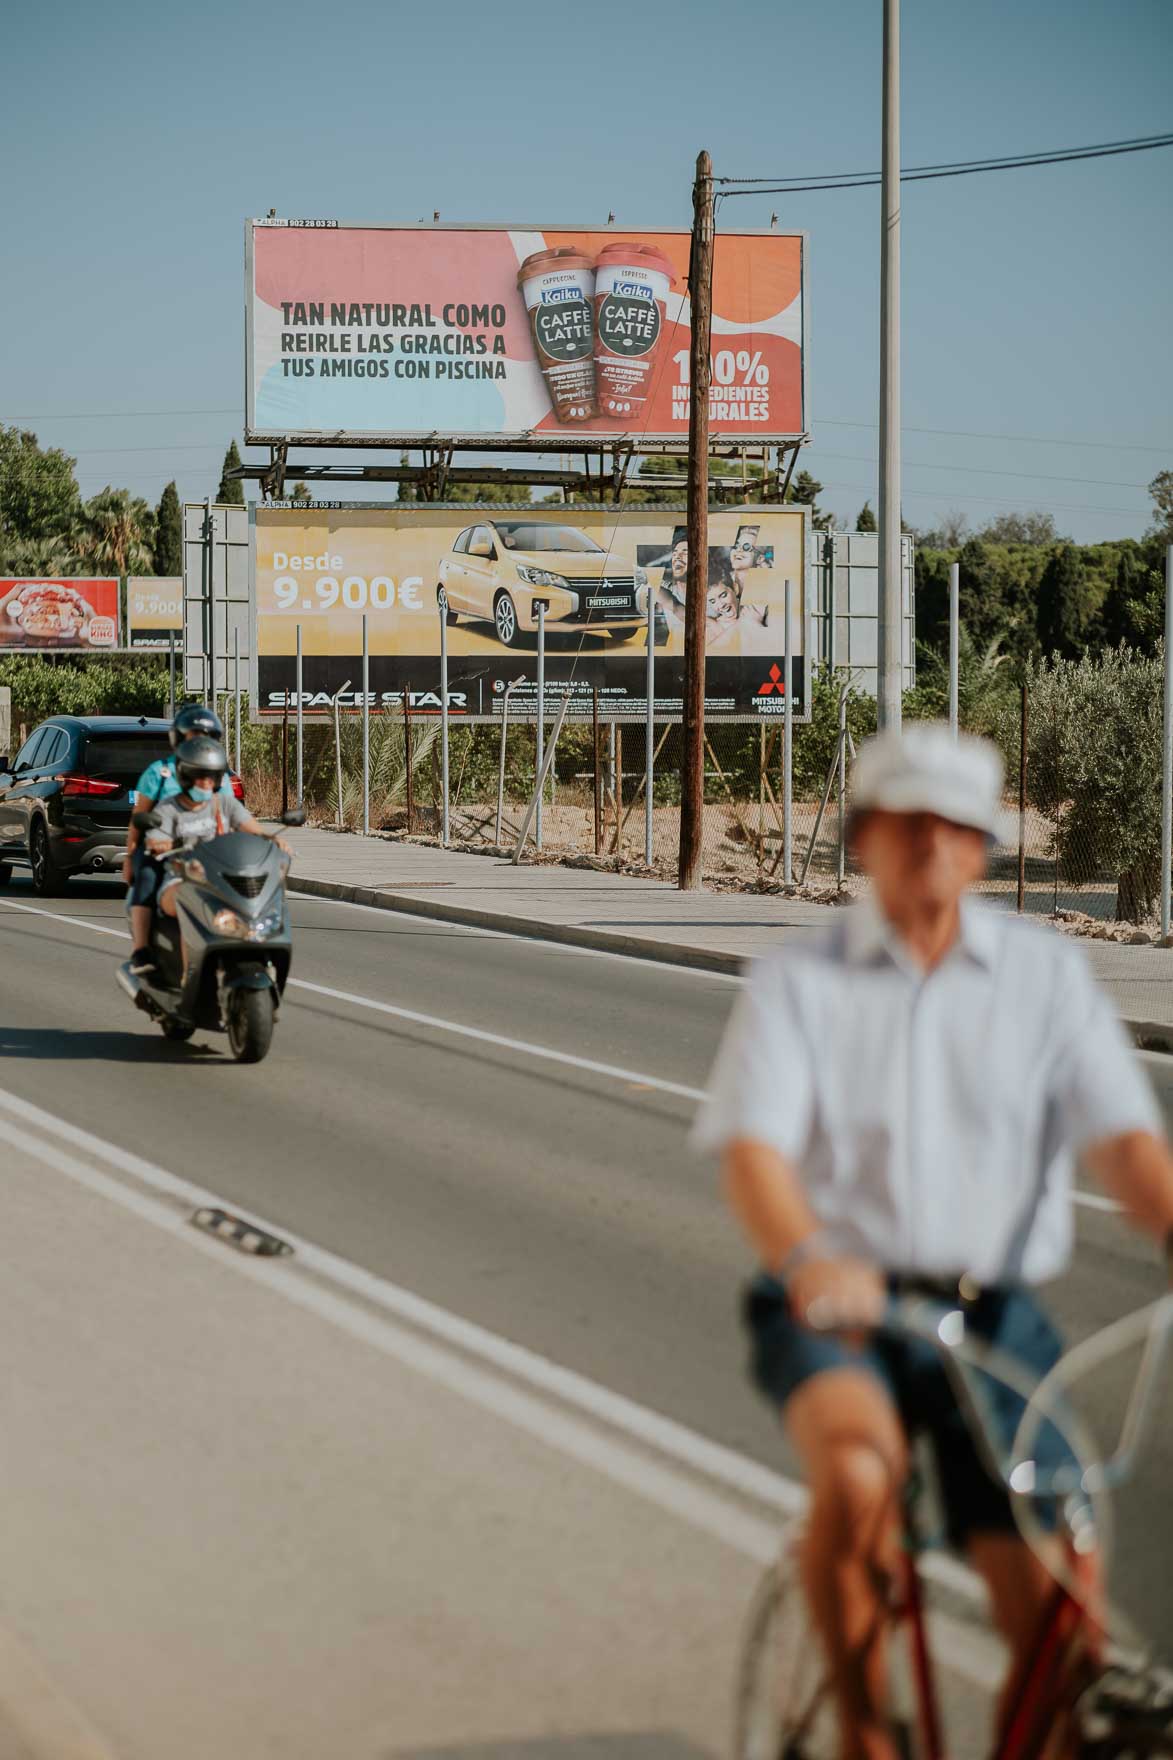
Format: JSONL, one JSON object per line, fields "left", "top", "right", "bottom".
{"left": 246, "top": 220, "right": 805, "bottom": 447}
{"left": 0, "top": 579, "right": 120, "bottom": 650}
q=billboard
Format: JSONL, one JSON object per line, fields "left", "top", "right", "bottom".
{"left": 127, "top": 576, "right": 183, "bottom": 647}
{"left": 0, "top": 579, "right": 120, "bottom": 650}
{"left": 246, "top": 221, "right": 805, "bottom": 446}
{"left": 251, "top": 504, "right": 809, "bottom": 722}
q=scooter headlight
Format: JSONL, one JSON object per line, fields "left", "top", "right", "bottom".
{"left": 251, "top": 910, "right": 284, "bottom": 940}
{"left": 212, "top": 908, "right": 248, "bottom": 938}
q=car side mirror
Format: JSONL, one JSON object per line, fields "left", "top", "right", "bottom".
{"left": 281, "top": 809, "right": 306, "bottom": 827}
{"left": 469, "top": 540, "right": 493, "bottom": 559}
{"left": 132, "top": 810, "right": 162, "bottom": 832}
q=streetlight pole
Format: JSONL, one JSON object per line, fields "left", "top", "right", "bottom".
{"left": 877, "top": 0, "right": 903, "bottom": 731}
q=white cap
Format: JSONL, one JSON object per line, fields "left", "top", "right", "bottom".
{"left": 851, "top": 723, "right": 1006, "bottom": 838}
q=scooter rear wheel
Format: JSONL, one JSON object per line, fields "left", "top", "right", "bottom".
{"left": 227, "top": 988, "right": 274, "bottom": 1064}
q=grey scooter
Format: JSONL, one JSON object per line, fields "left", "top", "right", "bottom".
{"left": 116, "top": 808, "right": 305, "bottom": 1063}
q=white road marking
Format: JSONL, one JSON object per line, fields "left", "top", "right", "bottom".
{"left": 0, "top": 1081, "right": 1002, "bottom": 1688}
{"left": 0, "top": 895, "right": 1131, "bottom": 1214}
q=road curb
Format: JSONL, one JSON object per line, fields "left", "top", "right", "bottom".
{"left": 288, "top": 875, "right": 745, "bottom": 976}
{"left": 288, "top": 874, "right": 1171, "bottom": 1046}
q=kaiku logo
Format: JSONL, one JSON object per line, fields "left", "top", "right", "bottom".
{"left": 614, "top": 279, "right": 653, "bottom": 300}
{"left": 540, "top": 283, "right": 584, "bottom": 304}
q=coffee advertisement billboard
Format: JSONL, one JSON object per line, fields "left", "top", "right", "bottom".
{"left": 0, "top": 578, "right": 120, "bottom": 650}
{"left": 251, "top": 505, "right": 809, "bottom": 722}
{"left": 246, "top": 222, "right": 805, "bottom": 446}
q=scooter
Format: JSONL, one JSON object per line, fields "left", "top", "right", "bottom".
{"left": 116, "top": 809, "right": 305, "bottom": 1064}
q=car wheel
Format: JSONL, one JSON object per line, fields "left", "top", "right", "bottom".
{"left": 29, "top": 820, "right": 65, "bottom": 895}
{"left": 494, "top": 592, "right": 521, "bottom": 647}
{"left": 437, "top": 586, "right": 459, "bottom": 626}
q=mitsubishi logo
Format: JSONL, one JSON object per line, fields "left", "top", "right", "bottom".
{"left": 757, "top": 664, "right": 786, "bottom": 696}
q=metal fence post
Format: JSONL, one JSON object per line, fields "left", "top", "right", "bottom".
{"left": 404, "top": 680, "right": 414, "bottom": 833}
{"left": 535, "top": 601, "right": 545, "bottom": 850}
{"left": 495, "top": 679, "right": 520, "bottom": 847}
{"left": 333, "top": 687, "right": 344, "bottom": 830}
{"left": 948, "top": 561, "right": 960, "bottom": 737}
{"left": 167, "top": 631, "right": 176, "bottom": 720}
{"left": 837, "top": 685, "right": 848, "bottom": 885}
{"left": 295, "top": 622, "right": 303, "bottom": 809}
{"left": 439, "top": 600, "right": 450, "bottom": 847}
{"left": 1155, "top": 542, "right": 1162, "bottom": 943}
{"left": 204, "top": 498, "right": 214, "bottom": 710}
{"left": 233, "top": 625, "right": 241, "bottom": 775}
{"left": 361, "top": 613, "right": 370, "bottom": 837}
{"left": 1018, "top": 682, "right": 1028, "bottom": 914}
{"left": 783, "top": 578, "right": 793, "bottom": 885}
{"left": 645, "top": 584, "right": 655, "bottom": 866}
{"left": 592, "top": 687, "right": 602, "bottom": 856}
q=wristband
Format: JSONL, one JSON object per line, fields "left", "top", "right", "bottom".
{"left": 777, "top": 1231, "right": 833, "bottom": 1280}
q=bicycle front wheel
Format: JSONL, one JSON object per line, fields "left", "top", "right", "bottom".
{"left": 733, "top": 1528, "right": 837, "bottom": 1760}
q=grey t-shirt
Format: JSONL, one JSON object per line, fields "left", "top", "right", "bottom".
{"left": 149, "top": 792, "right": 251, "bottom": 852}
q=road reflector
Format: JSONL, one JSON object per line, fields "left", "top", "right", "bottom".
{"left": 191, "top": 1208, "right": 294, "bottom": 1258}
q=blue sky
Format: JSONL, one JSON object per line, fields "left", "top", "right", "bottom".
{"left": 4, "top": 0, "right": 1170, "bottom": 542}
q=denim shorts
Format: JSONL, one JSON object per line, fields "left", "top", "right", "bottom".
{"left": 129, "top": 849, "right": 164, "bottom": 908}
{"left": 744, "top": 1272, "right": 1075, "bottom": 1547}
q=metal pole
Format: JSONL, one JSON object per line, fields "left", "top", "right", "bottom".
{"left": 1155, "top": 542, "right": 1162, "bottom": 943}
{"left": 783, "top": 578, "right": 793, "bottom": 884}
{"left": 334, "top": 689, "right": 344, "bottom": 830}
{"left": 837, "top": 685, "right": 848, "bottom": 884}
{"left": 645, "top": 582, "right": 655, "bottom": 866}
{"left": 948, "top": 561, "right": 959, "bottom": 737}
{"left": 495, "top": 680, "right": 518, "bottom": 847}
{"left": 204, "top": 498, "right": 215, "bottom": 711}
{"left": 439, "top": 601, "right": 450, "bottom": 847}
{"left": 592, "top": 687, "right": 602, "bottom": 856}
{"left": 680, "top": 147, "right": 714, "bottom": 889}
{"left": 361, "top": 614, "right": 370, "bottom": 837}
{"left": 233, "top": 625, "right": 241, "bottom": 774}
{"left": 535, "top": 601, "right": 545, "bottom": 850}
{"left": 295, "top": 622, "right": 303, "bottom": 809}
{"left": 281, "top": 704, "right": 289, "bottom": 817}
{"left": 167, "top": 631, "right": 176, "bottom": 720}
{"left": 1018, "top": 681, "right": 1029, "bottom": 915}
{"left": 404, "top": 681, "right": 414, "bottom": 833}
{"left": 877, "top": 0, "right": 902, "bottom": 731}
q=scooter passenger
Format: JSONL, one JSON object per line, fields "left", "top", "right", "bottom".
{"left": 125, "top": 706, "right": 234, "bottom": 975}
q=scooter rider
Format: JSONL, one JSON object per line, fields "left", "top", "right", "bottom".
{"left": 146, "top": 738, "right": 291, "bottom": 979}
{"left": 124, "top": 706, "right": 234, "bottom": 975}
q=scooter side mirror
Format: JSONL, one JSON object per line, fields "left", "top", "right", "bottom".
{"left": 281, "top": 810, "right": 307, "bottom": 827}
{"left": 132, "top": 809, "right": 162, "bottom": 832}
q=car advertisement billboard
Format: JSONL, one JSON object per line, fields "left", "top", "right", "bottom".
{"left": 246, "top": 221, "right": 805, "bottom": 446}
{"left": 127, "top": 576, "right": 183, "bottom": 647}
{"left": 0, "top": 578, "right": 120, "bottom": 650}
{"left": 251, "top": 504, "right": 808, "bottom": 722}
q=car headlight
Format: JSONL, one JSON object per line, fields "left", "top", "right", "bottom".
{"left": 516, "top": 565, "right": 568, "bottom": 590}
{"left": 212, "top": 908, "right": 248, "bottom": 938}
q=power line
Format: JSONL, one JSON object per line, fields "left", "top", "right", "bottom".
{"left": 817, "top": 477, "right": 1148, "bottom": 518}
{"left": 4, "top": 406, "right": 239, "bottom": 422}
{"left": 716, "top": 130, "right": 1173, "bottom": 195}
{"left": 814, "top": 418, "right": 1171, "bottom": 454}
{"left": 810, "top": 449, "right": 1150, "bottom": 490}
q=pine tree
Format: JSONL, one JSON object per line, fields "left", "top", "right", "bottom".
{"left": 153, "top": 481, "right": 182, "bottom": 575}
{"left": 1036, "top": 544, "right": 1091, "bottom": 659}
{"left": 217, "top": 441, "right": 245, "bottom": 505}
{"left": 856, "top": 501, "right": 877, "bottom": 532}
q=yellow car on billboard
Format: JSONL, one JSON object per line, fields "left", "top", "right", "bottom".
{"left": 436, "top": 519, "right": 653, "bottom": 648}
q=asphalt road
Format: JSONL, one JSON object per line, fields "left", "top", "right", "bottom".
{"left": 0, "top": 872, "right": 1170, "bottom": 1755}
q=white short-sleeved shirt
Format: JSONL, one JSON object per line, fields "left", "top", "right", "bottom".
{"left": 693, "top": 897, "right": 1162, "bottom": 1284}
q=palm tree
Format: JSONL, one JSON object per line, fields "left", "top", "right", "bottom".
{"left": 74, "top": 487, "right": 156, "bottom": 577}
{"left": 0, "top": 532, "right": 84, "bottom": 576}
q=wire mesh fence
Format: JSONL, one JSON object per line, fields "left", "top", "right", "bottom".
{"left": 238, "top": 645, "right": 1167, "bottom": 935}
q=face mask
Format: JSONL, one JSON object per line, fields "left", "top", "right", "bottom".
{"left": 188, "top": 784, "right": 214, "bottom": 803}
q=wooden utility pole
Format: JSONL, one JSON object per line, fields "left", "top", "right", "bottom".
{"left": 679, "top": 148, "right": 714, "bottom": 890}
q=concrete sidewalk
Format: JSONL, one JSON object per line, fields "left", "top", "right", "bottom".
{"left": 279, "top": 827, "right": 1173, "bottom": 1035}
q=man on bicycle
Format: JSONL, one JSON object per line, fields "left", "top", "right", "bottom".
{"left": 695, "top": 724, "right": 1173, "bottom": 1760}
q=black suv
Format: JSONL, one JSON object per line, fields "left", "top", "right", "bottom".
{"left": 0, "top": 716, "right": 242, "bottom": 895}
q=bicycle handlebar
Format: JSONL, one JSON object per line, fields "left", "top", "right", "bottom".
{"left": 809, "top": 1291, "right": 1173, "bottom": 1503}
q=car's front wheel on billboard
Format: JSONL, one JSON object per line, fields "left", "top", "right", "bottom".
{"left": 437, "top": 586, "right": 459, "bottom": 627}
{"left": 494, "top": 592, "right": 521, "bottom": 647}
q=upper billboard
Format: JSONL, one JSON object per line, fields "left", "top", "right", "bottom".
{"left": 246, "top": 221, "right": 805, "bottom": 447}
{"left": 0, "top": 579, "right": 120, "bottom": 650}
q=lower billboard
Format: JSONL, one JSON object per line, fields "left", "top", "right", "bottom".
{"left": 127, "top": 576, "right": 183, "bottom": 648}
{"left": 252, "top": 505, "right": 808, "bottom": 721}
{"left": 0, "top": 578, "right": 120, "bottom": 650}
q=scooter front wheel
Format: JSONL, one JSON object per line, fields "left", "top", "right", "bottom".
{"left": 227, "top": 987, "right": 275, "bottom": 1064}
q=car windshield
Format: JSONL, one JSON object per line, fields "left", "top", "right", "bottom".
{"left": 492, "top": 523, "right": 604, "bottom": 554}
{"left": 84, "top": 733, "right": 171, "bottom": 776}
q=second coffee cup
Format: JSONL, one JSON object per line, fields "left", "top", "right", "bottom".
{"left": 592, "top": 242, "right": 676, "bottom": 423}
